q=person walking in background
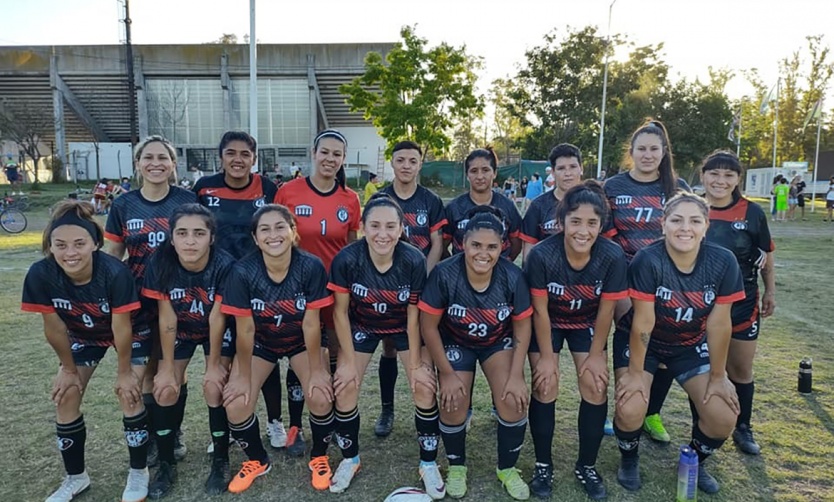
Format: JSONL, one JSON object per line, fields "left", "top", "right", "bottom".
{"left": 825, "top": 176, "right": 834, "bottom": 222}
{"left": 525, "top": 173, "right": 543, "bottom": 211}
{"left": 364, "top": 172, "right": 380, "bottom": 204}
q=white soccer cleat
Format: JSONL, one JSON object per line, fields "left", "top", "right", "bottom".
{"left": 121, "top": 467, "right": 149, "bottom": 502}
{"left": 45, "top": 472, "right": 91, "bottom": 502}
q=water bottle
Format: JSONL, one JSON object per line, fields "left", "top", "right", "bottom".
{"left": 798, "top": 358, "right": 813, "bottom": 394}
{"left": 676, "top": 445, "right": 698, "bottom": 502}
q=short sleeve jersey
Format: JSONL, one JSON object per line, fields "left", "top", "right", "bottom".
{"left": 142, "top": 249, "right": 236, "bottom": 342}
{"left": 105, "top": 186, "right": 197, "bottom": 282}
{"left": 274, "top": 177, "right": 361, "bottom": 271}
{"left": 221, "top": 248, "right": 334, "bottom": 354}
{"left": 707, "top": 195, "right": 774, "bottom": 289}
{"left": 193, "top": 173, "right": 278, "bottom": 260}
{"left": 525, "top": 234, "right": 628, "bottom": 330}
{"left": 328, "top": 240, "right": 427, "bottom": 336}
{"left": 628, "top": 241, "right": 745, "bottom": 350}
{"left": 443, "top": 192, "right": 522, "bottom": 258}
{"left": 603, "top": 173, "right": 691, "bottom": 261}
{"left": 21, "top": 251, "right": 141, "bottom": 346}
{"left": 418, "top": 254, "right": 533, "bottom": 348}
{"left": 380, "top": 185, "right": 446, "bottom": 256}
{"left": 773, "top": 183, "right": 789, "bottom": 201}
{"left": 520, "top": 191, "right": 560, "bottom": 244}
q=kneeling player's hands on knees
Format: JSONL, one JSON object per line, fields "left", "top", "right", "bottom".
{"left": 203, "top": 363, "right": 229, "bottom": 395}
{"left": 153, "top": 365, "right": 180, "bottom": 404}
{"left": 52, "top": 367, "right": 83, "bottom": 406}
{"left": 532, "top": 356, "right": 558, "bottom": 397}
{"left": 438, "top": 372, "right": 467, "bottom": 413}
{"left": 223, "top": 374, "right": 251, "bottom": 407}
{"left": 410, "top": 363, "right": 437, "bottom": 394}
{"left": 579, "top": 353, "right": 609, "bottom": 394}
{"left": 703, "top": 375, "right": 740, "bottom": 416}
{"left": 308, "top": 368, "right": 335, "bottom": 403}
{"left": 115, "top": 370, "right": 142, "bottom": 406}
{"left": 615, "top": 369, "right": 647, "bottom": 408}
{"left": 501, "top": 374, "right": 529, "bottom": 415}
{"left": 333, "top": 363, "right": 359, "bottom": 397}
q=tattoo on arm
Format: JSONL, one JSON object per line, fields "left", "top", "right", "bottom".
{"left": 640, "top": 331, "right": 651, "bottom": 347}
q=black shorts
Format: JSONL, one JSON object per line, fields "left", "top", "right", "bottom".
{"left": 827, "top": 199, "right": 834, "bottom": 209}
{"left": 644, "top": 340, "right": 711, "bottom": 384}
{"left": 253, "top": 341, "right": 306, "bottom": 364}
{"left": 442, "top": 336, "right": 513, "bottom": 373}
{"left": 796, "top": 196, "right": 805, "bottom": 207}
{"left": 174, "top": 327, "right": 236, "bottom": 360}
{"left": 352, "top": 330, "right": 412, "bottom": 354}
{"left": 612, "top": 311, "right": 632, "bottom": 370}
{"left": 731, "top": 289, "right": 760, "bottom": 341}
{"left": 70, "top": 337, "right": 152, "bottom": 367}
{"left": 529, "top": 327, "right": 596, "bottom": 354}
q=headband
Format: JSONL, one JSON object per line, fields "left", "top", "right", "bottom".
{"left": 465, "top": 212, "right": 505, "bottom": 235}
{"left": 314, "top": 130, "right": 348, "bottom": 149}
{"left": 51, "top": 212, "right": 102, "bottom": 245}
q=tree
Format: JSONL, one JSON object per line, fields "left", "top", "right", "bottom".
{"left": 339, "top": 26, "right": 483, "bottom": 159}
{"left": 209, "top": 33, "right": 238, "bottom": 44}
{"left": 147, "top": 80, "right": 190, "bottom": 144}
{"left": 0, "top": 99, "right": 51, "bottom": 187}
{"left": 489, "top": 78, "right": 529, "bottom": 163}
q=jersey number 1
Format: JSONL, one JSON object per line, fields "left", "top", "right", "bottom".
{"left": 320, "top": 219, "right": 327, "bottom": 236}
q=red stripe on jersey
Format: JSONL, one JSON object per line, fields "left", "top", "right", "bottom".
{"left": 112, "top": 301, "right": 141, "bottom": 314}
{"left": 141, "top": 288, "right": 166, "bottom": 300}
{"left": 603, "top": 228, "right": 617, "bottom": 238}
{"left": 418, "top": 300, "right": 444, "bottom": 316}
{"left": 512, "top": 306, "right": 533, "bottom": 320}
{"left": 716, "top": 290, "right": 746, "bottom": 304}
{"left": 709, "top": 198, "right": 748, "bottom": 222}
{"left": 430, "top": 219, "right": 447, "bottom": 233}
{"left": 327, "top": 282, "right": 350, "bottom": 294}
{"left": 21, "top": 302, "right": 55, "bottom": 313}
{"left": 104, "top": 231, "right": 123, "bottom": 243}
{"left": 308, "top": 295, "right": 334, "bottom": 310}
{"left": 629, "top": 289, "right": 655, "bottom": 302}
{"left": 518, "top": 233, "right": 539, "bottom": 244}
{"left": 601, "top": 290, "right": 629, "bottom": 300}
{"left": 530, "top": 288, "right": 548, "bottom": 297}
{"left": 198, "top": 177, "right": 266, "bottom": 201}
{"left": 508, "top": 229, "right": 520, "bottom": 239}
{"left": 221, "top": 304, "right": 251, "bottom": 317}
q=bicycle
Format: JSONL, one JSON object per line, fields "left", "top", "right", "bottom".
{"left": 3, "top": 193, "right": 29, "bottom": 211}
{"left": 0, "top": 205, "right": 27, "bottom": 233}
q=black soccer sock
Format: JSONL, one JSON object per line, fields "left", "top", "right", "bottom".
{"left": 415, "top": 405, "right": 440, "bottom": 462}
{"left": 528, "top": 397, "right": 555, "bottom": 466}
{"left": 439, "top": 420, "right": 467, "bottom": 466}
{"left": 123, "top": 409, "right": 150, "bottom": 469}
{"left": 330, "top": 354, "right": 338, "bottom": 376}
{"left": 691, "top": 423, "right": 726, "bottom": 464}
{"left": 335, "top": 407, "right": 360, "bottom": 459}
{"left": 229, "top": 414, "right": 269, "bottom": 464}
{"left": 577, "top": 400, "right": 607, "bottom": 467}
{"left": 647, "top": 367, "right": 674, "bottom": 416}
{"left": 262, "top": 365, "right": 283, "bottom": 423}
{"left": 688, "top": 397, "right": 700, "bottom": 432}
{"left": 57, "top": 416, "right": 86, "bottom": 475}
{"left": 174, "top": 383, "right": 188, "bottom": 432}
{"left": 143, "top": 393, "right": 156, "bottom": 432}
{"left": 614, "top": 422, "right": 641, "bottom": 460}
{"left": 733, "top": 380, "right": 754, "bottom": 428}
{"left": 286, "top": 368, "right": 304, "bottom": 428}
{"left": 497, "top": 416, "right": 528, "bottom": 470}
{"left": 208, "top": 405, "right": 230, "bottom": 461}
{"left": 309, "top": 409, "right": 336, "bottom": 458}
{"left": 153, "top": 404, "right": 178, "bottom": 464}
{"left": 379, "top": 355, "right": 398, "bottom": 410}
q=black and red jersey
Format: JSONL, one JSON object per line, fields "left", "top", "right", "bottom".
{"left": 628, "top": 241, "right": 745, "bottom": 349}
{"left": 525, "top": 234, "right": 628, "bottom": 330}
{"left": 520, "top": 191, "right": 560, "bottom": 244}
{"left": 193, "top": 173, "right": 277, "bottom": 260}
{"left": 443, "top": 192, "right": 522, "bottom": 258}
{"left": 380, "top": 185, "right": 446, "bottom": 256}
{"left": 328, "top": 240, "right": 426, "bottom": 336}
{"left": 104, "top": 187, "right": 197, "bottom": 281}
{"left": 142, "top": 249, "right": 236, "bottom": 343}
{"left": 21, "top": 251, "right": 141, "bottom": 347}
{"left": 274, "top": 177, "right": 361, "bottom": 271}
{"left": 418, "top": 253, "right": 532, "bottom": 348}
{"left": 707, "top": 195, "right": 774, "bottom": 287}
{"left": 603, "top": 173, "right": 690, "bottom": 261}
{"left": 220, "top": 248, "right": 333, "bottom": 354}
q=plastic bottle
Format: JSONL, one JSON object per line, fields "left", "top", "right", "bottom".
{"left": 798, "top": 358, "right": 813, "bottom": 394}
{"left": 676, "top": 445, "right": 698, "bottom": 501}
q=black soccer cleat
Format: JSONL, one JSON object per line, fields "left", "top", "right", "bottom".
{"left": 697, "top": 463, "right": 720, "bottom": 494}
{"left": 148, "top": 461, "right": 177, "bottom": 499}
{"left": 529, "top": 463, "right": 553, "bottom": 499}
{"left": 575, "top": 464, "right": 606, "bottom": 500}
{"left": 732, "top": 424, "right": 761, "bottom": 455}
{"left": 617, "top": 457, "right": 641, "bottom": 491}
{"left": 374, "top": 407, "right": 395, "bottom": 438}
{"left": 205, "top": 457, "right": 231, "bottom": 495}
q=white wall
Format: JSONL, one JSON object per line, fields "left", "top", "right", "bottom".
{"left": 338, "top": 126, "right": 392, "bottom": 181}
{"left": 68, "top": 143, "right": 134, "bottom": 181}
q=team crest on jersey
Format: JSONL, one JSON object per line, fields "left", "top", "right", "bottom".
{"left": 295, "top": 293, "right": 307, "bottom": 311}
{"left": 70, "top": 342, "right": 85, "bottom": 352}
{"left": 655, "top": 286, "right": 673, "bottom": 301}
{"left": 457, "top": 218, "right": 470, "bottom": 230}
{"left": 336, "top": 206, "right": 350, "bottom": 223}
{"left": 169, "top": 288, "right": 186, "bottom": 301}
{"left": 207, "top": 287, "right": 216, "bottom": 302}
{"left": 445, "top": 346, "right": 463, "bottom": 363}
{"left": 703, "top": 285, "right": 716, "bottom": 305}
{"left": 615, "top": 195, "right": 633, "bottom": 205}
{"left": 416, "top": 210, "right": 429, "bottom": 227}
{"left": 732, "top": 220, "right": 747, "bottom": 231}
{"left": 397, "top": 286, "right": 411, "bottom": 303}
{"left": 52, "top": 298, "right": 72, "bottom": 310}
{"left": 250, "top": 298, "right": 266, "bottom": 311}
{"left": 496, "top": 304, "right": 512, "bottom": 322}
{"left": 127, "top": 218, "right": 144, "bottom": 231}
{"left": 98, "top": 298, "right": 110, "bottom": 314}
{"left": 253, "top": 197, "right": 266, "bottom": 208}
{"left": 447, "top": 303, "right": 467, "bottom": 318}
{"left": 351, "top": 283, "right": 369, "bottom": 298}
{"left": 594, "top": 281, "right": 604, "bottom": 296}
{"left": 295, "top": 205, "right": 313, "bottom": 217}
{"left": 547, "top": 282, "right": 565, "bottom": 296}
{"left": 354, "top": 331, "right": 367, "bottom": 343}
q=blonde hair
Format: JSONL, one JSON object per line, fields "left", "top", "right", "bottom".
{"left": 133, "top": 135, "right": 178, "bottom": 186}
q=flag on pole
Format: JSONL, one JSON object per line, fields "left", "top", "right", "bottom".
{"left": 803, "top": 99, "right": 822, "bottom": 130}
{"left": 728, "top": 110, "right": 740, "bottom": 142}
{"left": 759, "top": 85, "right": 776, "bottom": 114}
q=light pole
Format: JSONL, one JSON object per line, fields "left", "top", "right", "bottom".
{"left": 249, "top": 0, "right": 258, "bottom": 171}
{"left": 596, "top": 0, "right": 618, "bottom": 179}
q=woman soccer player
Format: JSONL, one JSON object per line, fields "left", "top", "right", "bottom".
{"left": 22, "top": 201, "right": 152, "bottom": 502}
{"left": 605, "top": 119, "right": 691, "bottom": 444}
{"left": 523, "top": 181, "right": 628, "bottom": 500}
{"left": 420, "top": 208, "right": 533, "bottom": 501}
{"left": 700, "top": 151, "right": 776, "bottom": 455}
{"left": 274, "top": 129, "right": 362, "bottom": 451}
{"left": 326, "top": 194, "right": 442, "bottom": 496}
{"left": 140, "top": 204, "right": 237, "bottom": 497}
{"left": 220, "top": 204, "right": 335, "bottom": 494}
{"left": 105, "top": 135, "right": 197, "bottom": 466}
{"left": 614, "top": 193, "right": 745, "bottom": 495}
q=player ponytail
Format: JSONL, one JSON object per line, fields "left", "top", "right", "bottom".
{"left": 314, "top": 129, "right": 349, "bottom": 190}
{"left": 155, "top": 204, "right": 217, "bottom": 291}
{"left": 464, "top": 146, "right": 499, "bottom": 172}
{"left": 556, "top": 179, "right": 608, "bottom": 226}
{"left": 700, "top": 149, "right": 744, "bottom": 199}
{"left": 43, "top": 200, "right": 104, "bottom": 256}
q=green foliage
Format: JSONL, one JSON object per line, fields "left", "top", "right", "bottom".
{"left": 340, "top": 26, "right": 483, "bottom": 160}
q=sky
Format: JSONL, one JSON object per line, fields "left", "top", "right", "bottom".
{"left": 2, "top": 0, "right": 833, "bottom": 102}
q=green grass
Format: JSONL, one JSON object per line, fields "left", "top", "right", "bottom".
{"left": 1, "top": 198, "right": 833, "bottom": 501}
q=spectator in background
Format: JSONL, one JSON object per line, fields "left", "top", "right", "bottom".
{"left": 526, "top": 173, "right": 543, "bottom": 208}
{"left": 5, "top": 162, "right": 22, "bottom": 193}
{"left": 519, "top": 176, "right": 528, "bottom": 205}
{"left": 773, "top": 177, "right": 789, "bottom": 222}
{"left": 794, "top": 175, "right": 807, "bottom": 221}
{"left": 825, "top": 176, "right": 834, "bottom": 222}
{"left": 93, "top": 178, "right": 109, "bottom": 214}
{"left": 364, "top": 172, "right": 380, "bottom": 204}
{"left": 120, "top": 177, "right": 132, "bottom": 192}
{"left": 503, "top": 176, "right": 514, "bottom": 199}
{"left": 788, "top": 176, "right": 800, "bottom": 221}
{"left": 290, "top": 161, "right": 300, "bottom": 178}
{"left": 545, "top": 166, "right": 555, "bottom": 192}
{"left": 770, "top": 175, "right": 784, "bottom": 221}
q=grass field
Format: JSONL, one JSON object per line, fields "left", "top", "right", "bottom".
{"left": 1, "top": 188, "right": 833, "bottom": 501}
